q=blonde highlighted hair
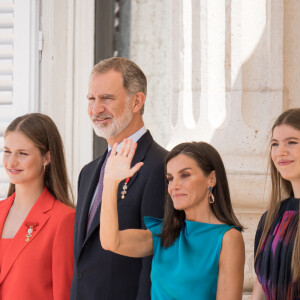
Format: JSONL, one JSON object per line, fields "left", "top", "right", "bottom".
{"left": 255, "top": 108, "right": 300, "bottom": 282}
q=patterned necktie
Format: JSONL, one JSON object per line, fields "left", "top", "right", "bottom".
{"left": 86, "top": 151, "right": 111, "bottom": 232}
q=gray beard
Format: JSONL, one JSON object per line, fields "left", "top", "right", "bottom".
{"left": 92, "top": 109, "right": 133, "bottom": 139}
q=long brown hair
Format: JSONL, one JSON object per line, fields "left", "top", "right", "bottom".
{"left": 255, "top": 108, "right": 300, "bottom": 281}
{"left": 4, "top": 113, "right": 74, "bottom": 207}
{"left": 160, "top": 142, "right": 243, "bottom": 248}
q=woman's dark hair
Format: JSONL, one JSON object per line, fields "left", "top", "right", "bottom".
{"left": 4, "top": 113, "right": 74, "bottom": 208}
{"left": 160, "top": 141, "right": 243, "bottom": 248}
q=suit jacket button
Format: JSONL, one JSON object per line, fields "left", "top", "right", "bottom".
{"left": 77, "top": 273, "right": 83, "bottom": 279}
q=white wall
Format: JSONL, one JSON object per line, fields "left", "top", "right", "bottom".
{"left": 40, "top": 0, "right": 94, "bottom": 193}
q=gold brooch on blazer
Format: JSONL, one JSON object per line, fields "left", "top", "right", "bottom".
{"left": 121, "top": 177, "right": 130, "bottom": 199}
{"left": 24, "top": 222, "right": 39, "bottom": 242}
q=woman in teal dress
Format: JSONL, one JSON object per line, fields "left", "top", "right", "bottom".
{"left": 100, "top": 140, "right": 245, "bottom": 299}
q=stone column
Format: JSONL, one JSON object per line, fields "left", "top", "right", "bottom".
{"left": 131, "top": 0, "right": 300, "bottom": 298}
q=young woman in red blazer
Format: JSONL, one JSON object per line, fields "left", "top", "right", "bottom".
{"left": 0, "top": 113, "right": 75, "bottom": 300}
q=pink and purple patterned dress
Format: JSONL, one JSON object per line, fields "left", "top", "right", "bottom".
{"left": 255, "top": 196, "right": 300, "bottom": 300}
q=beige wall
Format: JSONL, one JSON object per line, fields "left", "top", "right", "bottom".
{"left": 130, "top": 0, "right": 300, "bottom": 298}
{"left": 283, "top": 0, "right": 300, "bottom": 109}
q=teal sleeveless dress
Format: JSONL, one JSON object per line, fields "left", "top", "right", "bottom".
{"left": 144, "top": 216, "right": 237, "bottom": 300}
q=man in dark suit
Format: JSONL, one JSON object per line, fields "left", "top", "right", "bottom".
{"left": 70, "top": 57, "right": 167, "bottom": 300}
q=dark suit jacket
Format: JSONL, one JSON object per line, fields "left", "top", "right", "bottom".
{"left": 71, "top": 131, "right": 167, "bottom": 300}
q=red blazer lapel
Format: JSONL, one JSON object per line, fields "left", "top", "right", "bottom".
{"left": 0, "top": 188, "right": 54, "bottom": 283}
{"left": 0, "top": 195, "right": 14, "bottom": 237}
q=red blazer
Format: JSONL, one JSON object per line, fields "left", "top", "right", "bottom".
{"left": 0, "top": 188, "right": 75, "bottom": 300}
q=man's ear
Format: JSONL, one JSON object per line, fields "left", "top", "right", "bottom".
{"left": 131, "top": 92, "right": 145, "bottom": 113}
